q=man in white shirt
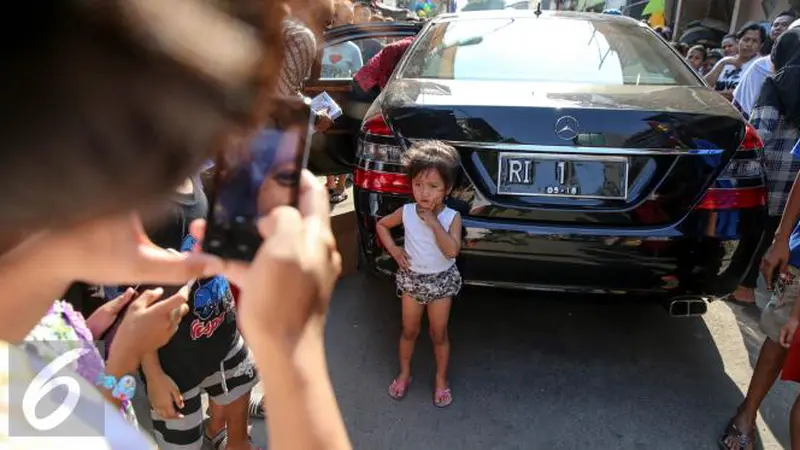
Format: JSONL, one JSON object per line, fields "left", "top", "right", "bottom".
{"left": 733, "top": 12, "right": 798, "bottom": 118}
{"left": 705, "top": 23, "right": 766, "bottom": 101}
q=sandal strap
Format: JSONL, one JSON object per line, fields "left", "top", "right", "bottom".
{"left": 248, "top": 394, "right": 265, "bottom": 418}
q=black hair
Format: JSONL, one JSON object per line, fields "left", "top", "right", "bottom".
{"left": 707, "top": 48, "right": 724, "bottom": 59}
{"left": 737, "top": 22, "right": 766, "bottom": 43}
{"left": 402, "top": 141, "right": 461, "bottom": 191}
{"left": 722, "top": 34, "right": 738, "bottom": 43}
{"left": 0, "top": 1, "right": 278, "bottom": 232}
{"left": 776, "top": 10, "right": 797, "bottom": 21}
{"left": 688, "top": 45, "right": 707, "bottom": 59}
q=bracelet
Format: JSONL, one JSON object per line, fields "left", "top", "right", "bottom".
{"left": 95, "top": 374, "right": 137, "bottom": 402}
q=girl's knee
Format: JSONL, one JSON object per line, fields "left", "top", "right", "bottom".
{"left": 429, "top": 327, "right": 448, "bottom": 345}
{"left": 401, "top": 326, "right": 420, "bottom": 341}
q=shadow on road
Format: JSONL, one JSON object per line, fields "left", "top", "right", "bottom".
{"left": 325, "top": 274, "right": 757, "bottom": 449}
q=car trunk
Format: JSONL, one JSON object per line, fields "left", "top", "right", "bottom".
{"left": 382, "top": 80, "right": 746, "bottom": 227}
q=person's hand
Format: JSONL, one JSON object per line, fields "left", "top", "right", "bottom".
{"left": 762, "top": 239, "right": 791, "bottom": 289}
{"left": 720, "top": 56, "right": 741, "bottom": 68}
{"left": 780, "top": 317, "right": 800, "bottom": 348}
{"left": 388, "top": 246, "right": 411, "bottom": 270}
{"left": 192, "top": 170, "right": 341, "bottom": 347}
{"left": 418, "top": 209, "right": 439, "bottom": 229}
{"left": 33, "top": 213, "right": 223, "bottom": 287}
{"left": 85, "top": 288, "right": 137, "bottom": 338}
{"left": 147, "top": 372, "right": 185, "bottom": 420}
{"left": 109, "top": 285, "right": 191, "bottom": 373}
{"left": 314, "top": 111, "right": 334, "bottom": 133}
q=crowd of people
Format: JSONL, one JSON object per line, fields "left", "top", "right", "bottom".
{"left": 5, "top": 2, "right": 800, "bottom": 449}
{"left": 662, "top": 12, "right": 800, "bottom": 450}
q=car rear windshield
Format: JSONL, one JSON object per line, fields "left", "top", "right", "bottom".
{"left": 398, "top": 17, "right": 699, "bottom": 86}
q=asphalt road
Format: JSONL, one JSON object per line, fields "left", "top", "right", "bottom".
{"left": 135, "top": 272, "right": 800, "bottom": 449}
{"left": 246, "top": 273, "right": 796, "bottom": 450}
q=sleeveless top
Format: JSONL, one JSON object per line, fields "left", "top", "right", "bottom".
{"left": 402, "top": 203, "right": 457, "bottom": 274}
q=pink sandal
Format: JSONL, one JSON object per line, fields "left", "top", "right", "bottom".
{"left": 433, "top": 387, "right": 453, "bottom": 408}
{"left": 388, "top": 377, "right": 412, "bottom": 400}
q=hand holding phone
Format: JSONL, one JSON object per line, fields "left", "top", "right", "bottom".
{"left": 203, "top": 96, "right": 314, "bottom": 261}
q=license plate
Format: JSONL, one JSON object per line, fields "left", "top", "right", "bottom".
{"left": 497, "top": 153, "right": 628, "bottom": 200}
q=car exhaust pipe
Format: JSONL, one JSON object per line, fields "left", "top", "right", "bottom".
{"left": 667, "top": 297, "right": 708, "bottom": 317}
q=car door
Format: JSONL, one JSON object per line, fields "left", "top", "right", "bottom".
{"left": 304, "top": 22, "right": 423, "bottom": 175}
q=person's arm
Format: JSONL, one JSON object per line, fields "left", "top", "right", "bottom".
{"left": 140, "top": 351, "right": 163, "bottom": 380}
{"left": 250, "top": 333, "right": 351, "bottom": 450}
{"left": 0, "top": 235, "right": 74, "bottom": 342}
{"left": 103, "top": 350, "right": 139, "bottom": 410}
{"left": 425, "top": 212, "right": 461, "bottom": 258}
{"left": 704, "top": 58, "right": 735, "bottom": 86}
{"left": 224, "top": 172, "right": 352, "bottom": 450}
{"left": 761, "top": 151, "right": 800, "bottom": 287}
{"left": 774, "top": 171, "right": 800, "bottom": 246}
{"left": 377, "top": 207, "right": 410, "bottom": 269}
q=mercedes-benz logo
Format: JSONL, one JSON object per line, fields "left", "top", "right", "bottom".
{"left": 554, "top": 116, "right": 579, "bottom": 140}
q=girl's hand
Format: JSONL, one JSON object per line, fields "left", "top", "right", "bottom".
{"left": 147, "top": 372, "right": 185, "bottom": 420}
{"left": 85, "top": 288, "right": 137, "bottom": 338}
{"left": 388, "top": 246, "right": 411, "bottom": 270}
{"left": 780, "top": 317, "right": 800, "bottom": 348}
{"left": 418, "top": 209, "right": 439, "bottom": 229}
{"left": 110, "top": 285, "right": 190, "bottom": 373}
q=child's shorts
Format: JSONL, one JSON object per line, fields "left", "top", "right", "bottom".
{"left": 396, "top": 264, "right": 462, "bottom": 305}
{"left": 760, "top": 265, "right": 800, "bottom": 343}
{"left": 150, "top": 335, "right": 258, "bottom": 450}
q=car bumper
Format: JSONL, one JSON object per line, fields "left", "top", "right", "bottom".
{"left": 355, "top": 188, "right": 766, "bottom": 297}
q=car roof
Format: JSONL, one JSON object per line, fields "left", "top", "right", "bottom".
{"left": 432, "top": 9, "right": 646, "bottom": 28}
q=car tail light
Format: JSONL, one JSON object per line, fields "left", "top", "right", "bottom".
{"left": 354, "top": 168, "right": 411, "bottom": 194}
{"left": 695, "top": 123, "right": 766, "bottom": 210}
{"left": 362, "top": 113, "right": 393, "bottom": 137}
{"left": 356, "top": 112, "right": 410, "bottom": 195}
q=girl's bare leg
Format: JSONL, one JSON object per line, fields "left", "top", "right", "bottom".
{"left": 398, "top": 293, "right": 425, "bottom": 381}
{"left": 426, "top": 296, "right": 453, "bottom": 391}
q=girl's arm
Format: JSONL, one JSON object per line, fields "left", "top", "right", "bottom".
{"left": 376, "top": 208, "right": 402, "bottom": 249}
{"left": 377, "top": 208, "right": 410, "bottom": 269}
{"left": 428, "top": 212, "right": 462, "bottom": 259}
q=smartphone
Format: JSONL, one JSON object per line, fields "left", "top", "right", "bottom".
{"left": 203, "top": 96, "right": 314, "bottom": 261}
{"left": 100, "top": 284, "right": 139, "bottom": 359}
{"left": 771, "top": 271, "right": 795, "bottom": 309}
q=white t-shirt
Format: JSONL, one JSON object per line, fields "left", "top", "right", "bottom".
{"left": 733, "top": 56, "right": 772, "bottom": 117}
{"left": 402, "top": 203, "right": 457, "bottom": 274}
{"left": 715, "top": 57, "right": 757, "bottom": 92}
{"left": 321, "top": 42, "right": 364, "bottom": 79}
{"left": 0, "top": 341, "right": 155, "bottom": 449}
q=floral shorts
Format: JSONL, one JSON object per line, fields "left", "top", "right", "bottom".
{"left": 396, "top": 264, "right": 462, "bottom": 304}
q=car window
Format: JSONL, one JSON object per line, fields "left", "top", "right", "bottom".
{"left": 399, "top": 17, "right": 699, "bottom": 86}
{"left": 321, "top": 37, "right": 390, "bottom": 80}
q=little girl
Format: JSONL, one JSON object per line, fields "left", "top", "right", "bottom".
{"left": 376, "top": 140, "right": 462, "bottom": 408}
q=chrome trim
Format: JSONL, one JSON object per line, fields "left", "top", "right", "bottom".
{"left": 496, "top": 152, "right": 629, "bottom": 200}
{"left": 408, "top": 139, "right": 724, "bottom": 156}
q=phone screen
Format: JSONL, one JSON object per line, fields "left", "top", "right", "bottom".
{"left": 203, "top": 97, "right": 313, "bottom": 261}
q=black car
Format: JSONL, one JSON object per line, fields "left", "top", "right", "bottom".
{"left": 306, "top": 11, "right": 766, "bottom": 315}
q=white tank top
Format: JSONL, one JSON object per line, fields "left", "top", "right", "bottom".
{"left": 402, "top": 203, "right": 458, "bottom": 274}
